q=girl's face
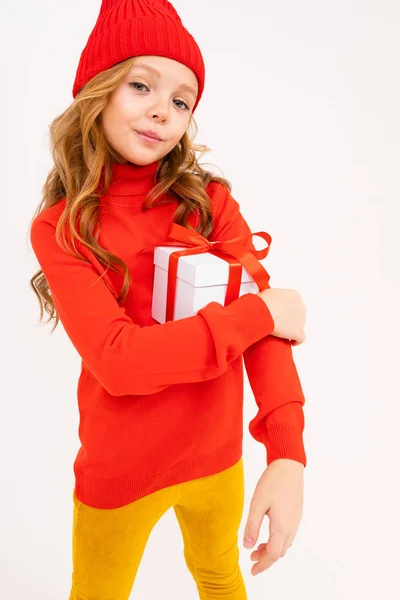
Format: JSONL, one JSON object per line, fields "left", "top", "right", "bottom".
{"left": 101, "top": 55, "right": 199, "bottom": 165}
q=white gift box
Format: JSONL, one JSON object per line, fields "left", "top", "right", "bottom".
{"left": 152, "top": 245, "right": 259, "bottom": 323}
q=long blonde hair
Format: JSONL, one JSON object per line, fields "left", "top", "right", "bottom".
{"left": 29, "top": 56, "right": 232, "bottom": 332}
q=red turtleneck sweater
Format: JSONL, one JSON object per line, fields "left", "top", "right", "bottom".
{"left": 30, "top": 160, "right": 307, "bottom": 509}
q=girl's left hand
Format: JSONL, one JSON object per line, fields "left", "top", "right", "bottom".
{"left": 242, "top": 458, "right": 304, "bottom": 576}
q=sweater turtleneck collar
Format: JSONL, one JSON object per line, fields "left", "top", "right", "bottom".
{"left": 101, "top": 159, "right": 160, "bottom": 207}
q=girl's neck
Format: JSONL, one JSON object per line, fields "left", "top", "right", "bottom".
{"left": 101, "top": 159, "right": 160, "bottom": 206}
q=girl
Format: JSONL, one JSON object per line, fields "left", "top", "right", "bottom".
{"left": 29, "top": 1, "right": 307, "bottom": 598}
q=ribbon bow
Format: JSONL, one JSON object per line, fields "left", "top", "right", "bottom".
{"left": 159, "top": 222, "right": 272, "bottom": 321}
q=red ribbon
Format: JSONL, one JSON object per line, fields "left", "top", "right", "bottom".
{"left": 159, "top": 222, "right": 272, "bottom": 321}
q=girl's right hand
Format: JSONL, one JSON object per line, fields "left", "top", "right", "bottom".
{"left": 257, "top": 288, "right": 307, "bottom": 345}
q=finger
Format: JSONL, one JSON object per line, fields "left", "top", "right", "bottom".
{"left": 250, "top": 543, "right": 267, "bottom": 561}
{"left": 281, "top": 532, "right": 295, "bottom": 557}
{"left": 253, "top": 531, "right": 286, "bottom": 574}
{"left": 267, "top": 530, "right": 286, "bottom": 558}
{"left": 243, "top": 503, "right": 268, "bottom": 548}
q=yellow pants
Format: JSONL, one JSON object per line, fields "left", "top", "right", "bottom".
{"left": 69, "top": 457, "right": 247, "bottom": 600}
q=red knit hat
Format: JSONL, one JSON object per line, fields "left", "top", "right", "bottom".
{"left": 72, "top": 0, "right": 205, "bottom": 113}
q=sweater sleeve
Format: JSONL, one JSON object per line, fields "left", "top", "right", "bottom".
{"left": 30, "top": 213, "right": 275, "bottom": 397}
{"left": 208, "top": 182, "right": 307, "bottom": 467}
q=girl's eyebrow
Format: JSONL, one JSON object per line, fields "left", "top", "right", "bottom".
{"left": 130, "top": 62, "right": 197, "bottom": 99}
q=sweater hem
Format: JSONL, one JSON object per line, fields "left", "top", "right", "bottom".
{"left": 73, "top": 437, "right": 243, "bottom": 509}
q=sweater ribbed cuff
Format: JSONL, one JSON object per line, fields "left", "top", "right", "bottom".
{"left": 226, "top": 292, "right": 275, "bottom": 351}
{"left": 265, "top": 422, "right": 307, "bottom": 467}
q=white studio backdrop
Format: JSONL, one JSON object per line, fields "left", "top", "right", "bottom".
{"left": 2, "top": 0, "right": 400, "bottom": 598}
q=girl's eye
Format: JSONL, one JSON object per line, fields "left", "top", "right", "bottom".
{"left": 174, "top": 99, "right": 190, "bottom": 111}
{"left": 131, "top": 81, "right": 149, "bottom": 92}
{"left": 129, "top": 82, "right": 190, "bottom": 111}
